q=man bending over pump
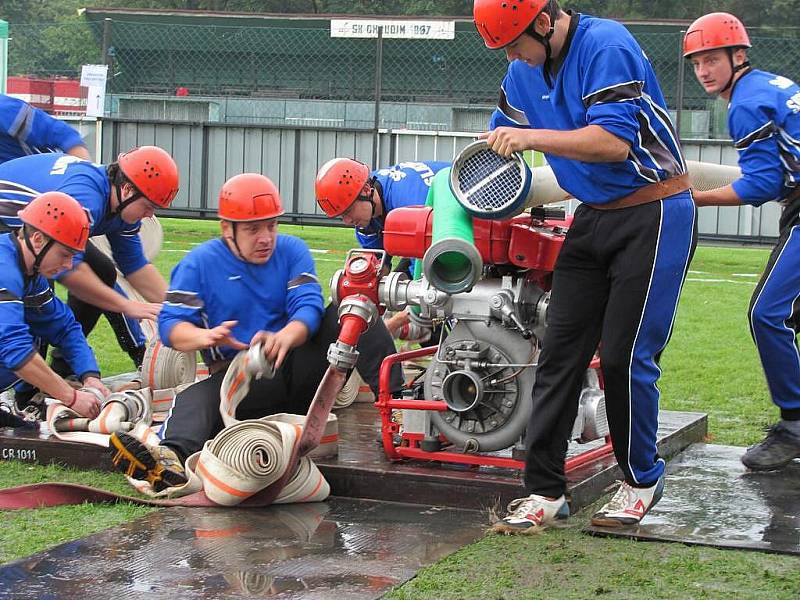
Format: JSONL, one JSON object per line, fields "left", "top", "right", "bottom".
{"left": 315, "top": 158, "right": 449, "bottom": 340}
{"left": 108, "top": 173, "right": 402, "bottom": 491}
{"left": 0, "top": 192, "right": 107, "bottom": 425}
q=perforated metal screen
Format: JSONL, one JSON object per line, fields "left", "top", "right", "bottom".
{"left": 451, "top": 144, "right": 528, "bottom": 217}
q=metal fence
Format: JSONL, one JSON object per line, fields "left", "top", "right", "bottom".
{"left": 88, "top": 117, "right": 778, "bottom": 243}
{"left": 8, "top": 19, "right": 800, "bottom": 137}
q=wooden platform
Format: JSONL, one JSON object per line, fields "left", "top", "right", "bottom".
{"left": 0, "top": 405, "right": 706, "bottom": 512}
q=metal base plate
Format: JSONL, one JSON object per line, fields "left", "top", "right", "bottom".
{"left": 0, "top": 498, "right": 486, "bottom": 599}
{"left": 586, "top": 444, "right": 800, "bottom": 556}
{"left": 0, "top": 406, "right": 707, "bottom": 512}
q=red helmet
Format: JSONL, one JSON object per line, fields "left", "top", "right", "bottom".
{"left": 683, "top": 13, "right": 751, "bottom": 58}
{"left": 315, "top": 158, "right": 371, "bottom": 218}
{"left": 18, "top": 192, "right": 90, "bottom": 252}
{"left": 117, "top": 146, "right": 180, "bottom": 208}
{"left": 218, "top": 173, "right": 284, "bottom": 222}
{"left": 473, "top": 0, "right": 549, "bottom": 49}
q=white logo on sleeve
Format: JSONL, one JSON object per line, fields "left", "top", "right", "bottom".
{"left": 377, "top": 166, "right": 407, "bottom": 182}
{"left": 770, "top": 76, "right": 796, "bottom": 90}
{"left": 49, "top": 154, "right": 85, "bottom": 175}
{"left": 377, "top": 162, "right": 437, "bottom": 186}
{"left": 787, "top": 91, "right": 800, "bottom": 114}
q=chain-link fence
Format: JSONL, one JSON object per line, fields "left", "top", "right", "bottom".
{"left": 8, "top": 18, "right": 800, "bottom": 136}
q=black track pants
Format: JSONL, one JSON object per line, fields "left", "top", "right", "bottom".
{"left": 523, "top": 194, "right": 697, "bottom": 498}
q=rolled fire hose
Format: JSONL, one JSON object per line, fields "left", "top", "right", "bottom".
{"left": 139, "top": 319, "right": 198, "bottom": 390}
{"left": 1, "top": 346, "right": 347, "bottom": 510}
{"left": 131, "top": 319, "right": 203, "bottom": 417}
{"left": 123, "top": 344, "right": 335, "bottom": 505}
{"left": 332, "top": 369, "right": 360, "bottom": 409}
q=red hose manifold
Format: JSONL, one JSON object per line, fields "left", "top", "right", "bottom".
{"left": 332, "top": 251, "right": 384, "bottom": 310}
{"left": 383, "top": 206, "right": 568, "bottom": 271}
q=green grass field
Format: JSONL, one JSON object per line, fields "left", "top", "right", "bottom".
{"left": 2, "top": 218, "right": 800, "bottom": 597}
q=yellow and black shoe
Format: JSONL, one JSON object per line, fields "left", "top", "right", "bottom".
{"left": 109, "top": 432, "right": 187, "bottom": 492}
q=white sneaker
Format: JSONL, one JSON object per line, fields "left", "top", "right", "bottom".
{"left": 591, "top": 476, "right": 665, "bottom": 527}
{"left": 490, "top": 494, "right": 569, "bottom": 535}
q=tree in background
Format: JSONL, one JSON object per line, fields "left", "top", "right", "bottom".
{"left": 2, "top": 0, "right": 799, "bottom": 80}
{"left": 5, "top": 0, "right": 800, "bottom": 28}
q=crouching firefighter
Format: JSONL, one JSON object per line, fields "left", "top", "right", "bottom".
{"left": 0, "top": 147, "right": 181, "bottom": 391}
{"left": 0, "top": 192, "right": 108, "bottom": 426}
{"left": 108, "top": 173, "right": 402, "bottom": 492}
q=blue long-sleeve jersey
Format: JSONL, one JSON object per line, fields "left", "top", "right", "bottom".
{"left": 727, "top": 69, "right": 800, "bottom": 207}
{"left": 0, "top": 95, "right": 85, "bottom": 164}
{"left": 489, "top": 13, "right": 685, "bottom": 205}
{"left": 356, "top": 160, "right": 449, "bottom": 250}
{"left": 159, "top": 235, "right": 325, "bottom": 366}
{"left": 0, "top": 153, "right": 148, "bottom": 276}
{"left": 0, "top": 234, "right": 99, "bottom": 390}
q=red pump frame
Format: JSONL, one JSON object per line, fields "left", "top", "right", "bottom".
{"left": 375, "top": 346, "right": 614, "bottom": 472}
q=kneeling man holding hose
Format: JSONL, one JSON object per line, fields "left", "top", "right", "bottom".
{"left": 109, "top": 173, "right": 402, "bottom": 491}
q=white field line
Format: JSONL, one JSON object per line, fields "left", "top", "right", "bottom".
{"left": 686, "top": 277, "right": 756, "bottom": 285}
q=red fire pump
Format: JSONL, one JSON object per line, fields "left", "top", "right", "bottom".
{"left": 330, "top": 207, "right": 613, "bottom": 472}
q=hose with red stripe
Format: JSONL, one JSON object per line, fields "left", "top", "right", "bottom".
{"left": 126, "top": 346, "right": 334, "bottom": 505}
{"left": 0, "top": 293, "right": 377, "bottom": 510}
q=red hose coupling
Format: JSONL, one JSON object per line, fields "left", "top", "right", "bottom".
{"left": 338, "top": 312, "right": 369, "bottom": 346}
{"left": 327, "top": 294, "right": 378, "bottom": 371}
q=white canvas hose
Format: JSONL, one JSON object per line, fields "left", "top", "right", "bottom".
{"left": 91, "top": 215, "right": 163, "bottom": 269}
{"left": 131, "top": 319, "right": 201, "bottom": 418}
{"left": 140, "top": 332, "right": 198, "bottom": 391}
{"left": 92, "top": 216, "right": 165, "bottom": 347}
{"left": 47, "top": 388, "right": 153, "bottom": 447}
{"left": 333, "top": 369, "right": 360, "bottom": 409}
{"left": 181, "top": 419, "right": 330, "bottom": 506}
{"left": 129, "top": 346, "right": 334, "bottom": 505}
{"left": 525, "top": 160, "right": 742, "bottom": 207}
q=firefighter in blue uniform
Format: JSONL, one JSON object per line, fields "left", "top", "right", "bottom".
{"left": 474, "top": 0, "right": 697, "bottom": 532}
{"left": 108, "top": 173, "right": 403, "bottom": 491}
{"left": 0, "top": 147, "right": 179, "bottom": 410}
{"left": 314, "top": 158, "right": 448, "bottom": 258}
{"left": 0, "top": 94, "right": 90, "bottom": 163}
{"left": 315, "top": 157, "right": 448, "bottom": 335}
{"left": 685, "top": 13, "right": 800, "bottom": 471}
{"left": 0, "top": 192, "right": 105, "bottom": 425}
